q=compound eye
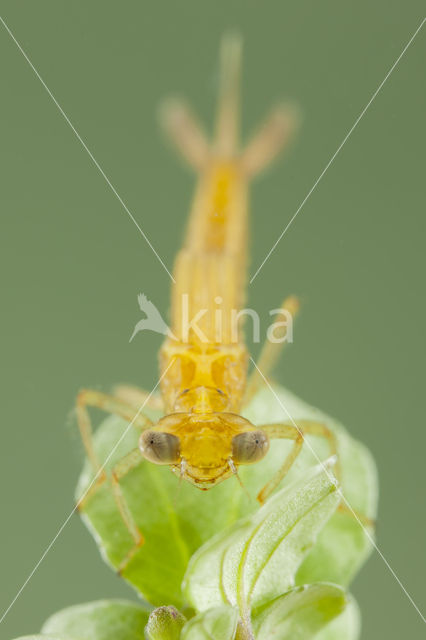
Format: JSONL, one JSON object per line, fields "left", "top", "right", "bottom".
{"left": 232, "top": 431, "right": 269, "bottom": 464}
{"left": 139, "top": 431, "right": 180, "bottom": 465}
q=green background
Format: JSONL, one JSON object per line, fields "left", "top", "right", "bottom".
{"left": 0, "top": 1, "right": 424, "bottom": 638}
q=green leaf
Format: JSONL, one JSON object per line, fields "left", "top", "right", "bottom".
{"left": 252, "top": 583, "right": 346, "bottom": 640}
{"left": 145, "top": 606, "right": 186, "bottom": 640}
{"left": 181, "top": 606, "right": 238, "bottom": 640}
{"left": 11, "top": 637, "right": 62, "bottom": 639}
{"left": 41, "top": 600, "right": 150, "bottom": 640}
{"left": 183, "top": 462, "right": 340, "bottom": 619}
{"left": 244, "top": 386, "right": 378, "bottom": 588}
{"left": 315, "top": 595, "right": 360, "bottom": 640}
{"left": 76, "top": 384, "right": 377, "bottom": 606}
{"left": 76, "top": 413, "right": 255, "bottom": 607}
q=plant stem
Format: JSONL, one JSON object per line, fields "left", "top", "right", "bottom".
{"left": 235, "top": 617, "right": 255, "bottom": 640}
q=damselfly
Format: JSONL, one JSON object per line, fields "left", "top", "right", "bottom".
{"left": 77, "top": 36, "right": 341, "bottom": 564}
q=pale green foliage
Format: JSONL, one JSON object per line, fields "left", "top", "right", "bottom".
{"left": 252, "top": 584, "right": 346, "bottom": 640}
{"left": 41, "top": 600, "right": 150, "bottom": 639}
{"left": 76, "top": 385, "right": 377, "bottom": 607}
{"left": 315, "top": 596, "right": 361, "bottom": 640}
{"left": 246, "top": 387, "right": 377, "bottom": 588}
{"left": 181, "top": 607, "right": 238, "bottom": 640}
{"left": 12, "top": 385, "right": 377, "bottom": 639}
{"left": 183, "top": 462, "right": 339, "bottom": 613}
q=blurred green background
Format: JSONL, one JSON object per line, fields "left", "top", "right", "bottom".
{"left": 0, "top": 1, "right": 424, "bottom": 638}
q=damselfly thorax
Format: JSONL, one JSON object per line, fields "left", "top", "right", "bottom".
{"left": 160, "top": 162, "right": 248, "bottom": 416}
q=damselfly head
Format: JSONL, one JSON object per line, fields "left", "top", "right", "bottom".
{"left": 138, "top": 411, "right": 269, "bottom": 489}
